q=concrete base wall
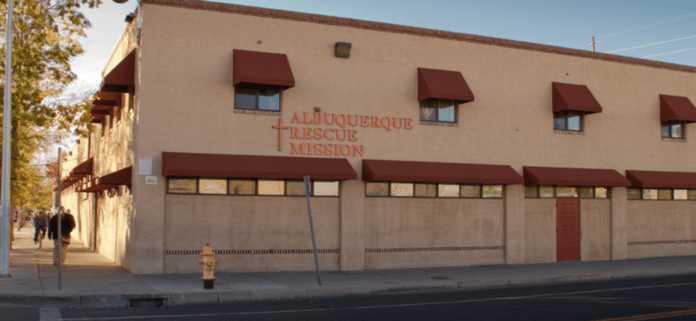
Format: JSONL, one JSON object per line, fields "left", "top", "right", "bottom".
{"left": 163, "top": 195, "right": 340, "bottom": 273}
{"left": 627, "top": 201, "right": 696, "bottom": 259}
{"left": 524, "top": 199, "right": 556, "bottom": 264}
{"left": 581, "top": 199, "right": 611, "bottom": 261}
{"left": 364, "top": 198, "right": 505, "bottom": 269}
{"left": 95, "top": 189, "right": 133, "bottom": 266}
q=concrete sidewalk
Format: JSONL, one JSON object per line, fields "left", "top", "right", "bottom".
{"left": 4, "top": 227, "right": 696, "bottom": 308}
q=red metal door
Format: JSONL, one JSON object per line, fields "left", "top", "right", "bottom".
{"left": 556, "top": 198, "right": 580, "bottom": 261}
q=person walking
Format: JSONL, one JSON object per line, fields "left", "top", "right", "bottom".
{"left": 48, "top": 207, "right": 76, "bottom": 266}
{"left": 33, "top": 210, "right": 49, "bottom": 247}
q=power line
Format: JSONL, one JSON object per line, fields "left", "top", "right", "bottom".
{"left": 597, "top": 12, "right": 696, "bottom": 40}
{"left": 607, "top": 34, "right": 696, "bottom": 53}
{"left": 641, "top": 47, "right": 696, "bottom": 59}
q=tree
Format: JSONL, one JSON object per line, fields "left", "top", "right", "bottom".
{"left": 0, "top": 0, "right": 102, "bottom": 210}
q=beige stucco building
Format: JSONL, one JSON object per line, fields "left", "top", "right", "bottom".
{"left": 58, "top": 0, "right": 696, "bottom": 274}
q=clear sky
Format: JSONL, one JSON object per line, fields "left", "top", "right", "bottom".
{"left": 71, "top": 0, "right": 696, "bottom": 95}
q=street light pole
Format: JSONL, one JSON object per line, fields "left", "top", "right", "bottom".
{"left": 1, "top": 0, "right": 14, "bottom": 277}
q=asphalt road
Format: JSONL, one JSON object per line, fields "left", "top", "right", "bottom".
{"left": 8, "top": 274, "right": 696, "bottom": 321}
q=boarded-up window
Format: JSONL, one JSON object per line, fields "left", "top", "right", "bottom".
{"left": 229, "top": 179, "right": 256, "bottom": 195}
{"left": 437, "top": 184, "right": 459, "bottom": 198}
{"left": 482, "top": 185, "right": 503, "bottom": 198}
{"left": 578, "top": 187, "right": 594, "bottom": 198}
{"left": 642, "top": 189, "right": 658, "bottom": 200}
{"left": 539, "top": 186, "right": 554, "bottom": 198}
{"left": 313, "top": 181, "right": 339, "bottom": 196}
{"left": 594, "top": 187, "right": 609, "bottom": 199}
{"left": 258, "top": 180, "right": 285, "bottom": 196}
{"left": 628, "top": 188, "right": 642, "bottom": 200}
{"left": 525, "top": 186, "right": 539, "bottom": 198}
{"left": 168, "top": 178, "right": 197, "bottom": 194}
{"left": 658, "top": 189, "right": 673, "bottom": 200}
{"left": 674, "top": 189, "right": 688, "bottom": 200}
{"left": 366, "top": 182, "right": 389, "bottom": 197}
{"left": 556, "top": 187, "right": 578, "bottom": 198}
{"left": 390, "top": 183, "right": 414, "bottom": 197}
{"left": 460, "top": 185, "right": 481, "bottom": 198}
{"left": 199, "top": 179, "right": 227, "bottom": 195}
{"left": 286, "top": 181, "right": 307, "bottom": 196}
{"left": 414, "top": 183, "right": 437, "bottom": 197}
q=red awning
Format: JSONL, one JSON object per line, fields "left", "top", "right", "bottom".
{"left": 524, "top": 166, "right": 627, "bottom": 187}
{"left": 552, "top": 82, "right": 602, "bottom": 114}
{"left": 626, "top": 170, "right": 696, "bottom": 189}
{"left": 417, "top": 68, "right": 474, "bottom": 103}
{"left": 101, "top": 50, "right": 136, "bottom": 93}
{"left": 70, "top": 158, "right": 93, "bottom": 177}
{"left": 362, "top": 159, "right": 522, "bottom": 185}
{"left": 99, "top": 166, "right": 132, "bottom": 187}
{"left": 233, "top": 49, "right": 295, "bottom": 89}
{"left": 162, "top": 152, "right": 356, "bottom": 181}
{"left": 660, "top": 95, "right": 696, "bottom": 123}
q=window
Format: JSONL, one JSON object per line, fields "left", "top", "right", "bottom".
{"left": 627, "top": 188, "right": 642, "bottom": 200}
{"left": 460, "top": 185, "right": 482, "bottom": 198}
{"left": 555, "top": 187, "right": 578, "bottom": 198}
{"left": 414, "top": 183, "right": 437, "bottom": 197}
{"left": 313, "top": 181, "right": 339, "bottom": 197}
{"left": 366, "top": 182, "right": 389, "bottom": 197}
{"left": 420, "top": 100, "right": 457, "bottom": 123}
{"left": 594, "top": 187, "right": 609, "bottom": 199}
{"left": 168, "top": 178, "right": 197, "bottom": 194}
{"left": 199, "top": 179, "right": 227, "bottom": 195}
{"left": 674, "top": 189, "right": 688, "bottom": 200}
{"left": 525, "top": 186, "right": 539, "bottom": 198}
{"left": 642, "top": 189, "right": 658, "bottom": 200}
{"left": 258, "top": 180, "right": 285, "bottom": 195}
{"left": 658, "top": 189, "right": 673, "bottom": 200}
{"left": 662, "top": 122, "right": 685, "bottom": 139}
{"left": 554, "top": 111, "right": 583, "bottom": 132}
{"left": 689, "top": 190, "right": 696, "bottom": 200}
{"left": 286, "top": 181, "right": 307, "bottom": 196}
{"left": 526, "top": 186, "right": 608, "bottom": 199}
{"left": 539, "top": 186, "right": 555, "bottom": 198}
{"left": 630, "top": 188, "right": 696, "bottom": 201}
{"left": 438, "top": 184, "right": 459, "bottom": 197}
{"left": 578, "top": 187, "right": 594, "bottom": 199}
{"left": 390, "top": 183, "right": 414, "bottom": 197}
{"left": 229, "top": 179, "right": 256, "bottom": 195}
{"left": 234, "top": 87, "right": 281, "bottom": 112}
{"left": 481, "top": 185, "right": 503, "bottom": 198}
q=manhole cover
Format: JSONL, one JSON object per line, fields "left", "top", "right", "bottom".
{"left": 431, "top": 276, "right": 450, "bottom": 280}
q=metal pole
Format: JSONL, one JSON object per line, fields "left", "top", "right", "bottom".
{"left": 0, "top": 0, "right": 14, "bottom": 277}
{"left": 56, "top": 148, "right": 62, "bottom": 290}
{"left": 303, "top": 176, "right": 321, "bottom": 286}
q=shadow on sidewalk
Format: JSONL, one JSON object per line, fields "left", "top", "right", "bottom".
{"left": 11, "top": 226, "right": 114, "bottom": 267}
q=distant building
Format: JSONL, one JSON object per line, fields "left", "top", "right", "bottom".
{"left": 59, "top": 0, "right": 696, "bottom": 274}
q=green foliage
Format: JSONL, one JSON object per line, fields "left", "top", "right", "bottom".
{"left": 0, "top": 0, "right": 103, "bottom": 209}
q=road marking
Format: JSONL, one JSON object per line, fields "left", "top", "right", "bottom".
{"left": 60, "top": 280, "right": 696, "bottom": 321}
{"left": 593, "top": 307, "right": 696, "bottom": 321}
{"left": 40, "top": 307, "right": 63, "bottom": 321}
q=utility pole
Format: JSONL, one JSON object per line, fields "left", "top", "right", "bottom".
{"left": 592, "top": 36, "right": 597, "bottom": 53}
{"left": 1, "top": 0, "right": 14, "bottom": 277}
{"left": 56, "top": 148, "right": 62, "bottom": 290}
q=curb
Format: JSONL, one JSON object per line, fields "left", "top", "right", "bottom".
{"left": 2, "top": 270, "right": 696, "bottom": 309}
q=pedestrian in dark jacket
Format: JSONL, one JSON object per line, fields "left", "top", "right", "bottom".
{"left": 33, "top": 211, "right": 48, "bottom": 244}
{"left": 48, "top": 207, "right": 76, "bottom": 265}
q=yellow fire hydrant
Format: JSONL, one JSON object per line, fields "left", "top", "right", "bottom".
{"left": 200, "top": 243, "right": 217, "bottom": 289}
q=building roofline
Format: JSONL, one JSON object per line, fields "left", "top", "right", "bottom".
{"left": 141, "top": 0, "right": 696, "bottom": 74}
